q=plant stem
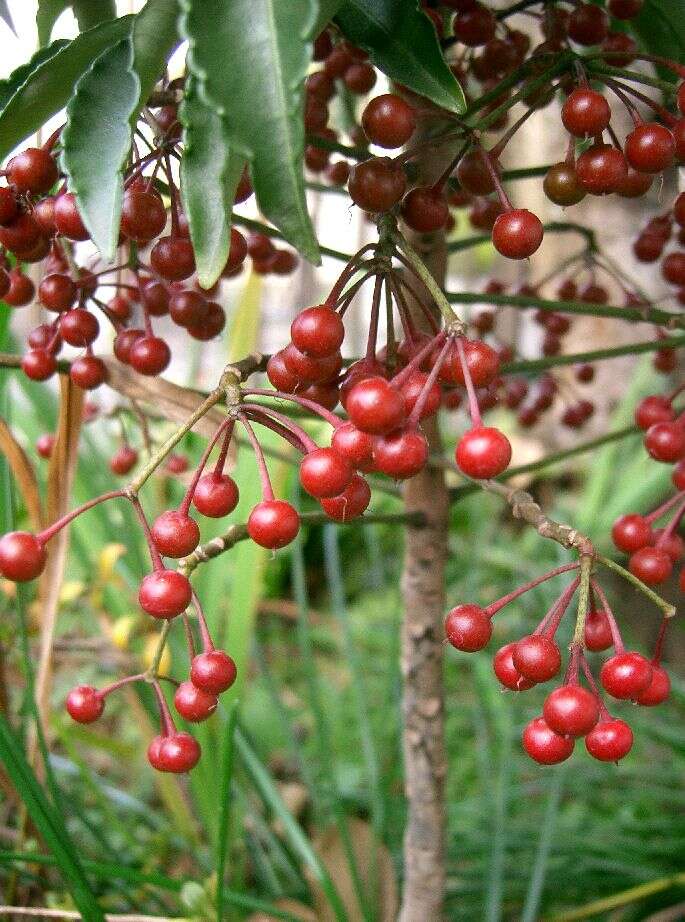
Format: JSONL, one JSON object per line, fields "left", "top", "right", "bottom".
{"left": 391, "top": 231, "right": 462, "bottom": 328}
{"left": 595, "top": 555, "right": 677, "bottom": 619}
{"left": 572, "top": 554, "right": 593, "bottom": 645}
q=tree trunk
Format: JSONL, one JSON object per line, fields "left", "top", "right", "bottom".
{"left": 399, "top": 238, "right": 449, "bottom": 922}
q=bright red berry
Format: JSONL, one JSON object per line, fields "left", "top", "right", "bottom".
{"left": 300, "top": 448, "right": 353, "bottom": 498}
{"left": 70, "top": 355, "right": 108, "bottom": 390}
{"left": 138, "top": 569, "right": 192, "bottom": 619}
{"left": 190, "top": 649, "right": 237, "bottom": 694}
{"left": 492, "top": 209, "right": 544, "bottom": 259}
{"left": 155, "top": 733, "right": 201, "bottom": 773}
{"left": 192, "top": 473, "right": 239, "bottom": 517}
{"left": 0, "top": 531, "right": 46, "bottom": 581}
{"left": 561, "top": 88, "right": 611, "bottom": 137}
{"left": 455, "top": 427, "right": 512, "bottom": 479}
{"left": 512, "top": 635, "right": 562, "bottom": 683}
{"left": 611, "top": 514, "right": 653, "bottom": 553}
{"left": 523, "top": 716, "right": 575, "bottom": 764}
{"left": 151, "top": 510, "right": 200, "bottom": 558}
{"left": 585, "top": 718, "right": 633, "bottom": 761}
{"left": 346, "top": 377, "right": 406, "bottom": 435}
{"left": 600, "top": 651, "right": 653, "bottom": 699}
{"left": 633, "top": 664, "right": 670, "bottom": 706}
{"left": 629, "top": 546, "right": 672, "bottom": 584}
{"left": 373, "top": 429, "right": 429, "bottom": 480}
{"left": 445, "top": 604, "right": 492, "bottom": 652}
{"left": 584, "top": 610, "right": 614, "bottom": 651}
{"left": 174, "top": 681, "right": 218, "bottom": 722}
{"left": 624, "top": 123, "right": 675, "bottom": 174}
{"left": 320, "top": 473, "right": 371, "bottom": 522}
{"left": 543, "top": 685, "right": 600, "bottom": 737}
{"left": 644, "top": 422, "right": 685, "bottom": 462}
{"left": 66, "top": 685, "right": 104, "bottom": 723}
{"left": 493, "top": 642, "right": 535, "bottom": 691}
{"left": 291, "top": 305, "right": 344, "bottom": 357}
{"left": 635, "top": 395, "right": 674, "bottom": 430}
{"left": 247, "top": 500, "right": 300, "bottom": 548}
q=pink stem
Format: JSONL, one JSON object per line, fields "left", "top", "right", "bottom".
{"left": 37, "top": 490, "right": 126, "bottom": 545}
{"left": 590, "top": 580, "right": 625, "bottom": 655}
{"left": 99, "top": 673, "right": 145, "bottom": 698}
{"left": 407, "top": 337, "right": 451, "bottom": 429}
{"left": 455, "top": 336, "right": 482, "bottom": 427}
{"left": 152, "top": 680, "right": 176, "bottom": 736}
{"left": 645, "top": 489, "right": 685, "bottom": 524}
{"left": 486, "top": 562, "right": 580, "bottom": 616}
{"left": 365, "top": 275, "right": 384, "bottom": 362}
{"left": 652, "top": 616, "right": 669, "bottom": 666}
{"left": 391, "top": 328, "right": 447, "bottom": 390}
{"left": 178, "top": 419, "right": 234, "bottom": 516}
{"left": 191, "top": 591, "right": 214, "bottom": 652}
{"left": 242, "top": 388, "right": 341, "bottom": 428}
{"left": 242, "top": 403, "right": 315, "bottom": 452}
{"left": 537, "top": 577, "right": 580, "bottom": 637}
{"left": 580, "top": 654, "right": 610, "bottom": 719}
{"left": 237, "top": 413, "right": 274, "bottom": 501}
{"left": 654, "top": 497, "right": 685, "bottom": 546}
{"left": 129, "top": 495, "right": 164, "bottom": 571}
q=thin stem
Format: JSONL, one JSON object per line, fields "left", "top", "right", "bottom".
{"left": 487, "top": 562, "right": 580, "bottom": 616}
{"left": 242, "top": 388, "right": 341, "bottom": 428}
{"left": 455, "top": 336, "right": 481, "bottom": 428}
{"left": 37, "top": 490, "right": 125, "bottom": 545}
{"left": 365, "top": 274, "right": 384, "bottom": 361}
{"left": 572, "top": 554, "right": 593, "bottom": 646}
{"left": 407, "top": 337, "right": 451, "bottom": 428}
{"left": 179, "top": 419, "right": 234, "bottom": 516}
{"left": 237, "top": 413, "right": 275, "bottom": 501}
{"left": 537, "top": 578, "right": 580, "bottom": 638}
{"left": 391, "top": 231, "right": 461, "bottom": 327}
{"left": 590, "top": 580, "right": 625, "bottom": 654}
{"left": 502, "top": 334, "right": 685, "bottom": 375}
{"left": 595, "top": 555, "right": 676, "bottom": 619}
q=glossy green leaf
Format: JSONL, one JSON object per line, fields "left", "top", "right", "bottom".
{"left": 72, "top": 0, "right": 117, "bottom": 32}
{"left": 36, "top": 0, "right": 70, "bottom": 46}
{"left": 181, "top": 0, "right": 321, "bottom": 264}
{"left": 61, "top": 39, "right": 138, "bottom": 259}
{"left": 131, "top": 0, "right": 180, "bottom": 116}
{"left": 0, "top": 38, "right": 70, "bottom": 110}
{"left": 0, "top": 713, "right": 105, "bottom": 921}
{"left": 179, "top": 77, "right": 246, "bottom": 287}
{"left": 631, "top": 0, "right": 685, "bottom": 83}
{"left": 335, "top": 0, "right": 466, "bottom": 114}
{"left": 0, "top": 16, "right": 133, "bottom": 160}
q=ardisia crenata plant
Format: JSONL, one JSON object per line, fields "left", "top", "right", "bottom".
{"left": 0, "top": 0, "right": 682, "bottom": 918}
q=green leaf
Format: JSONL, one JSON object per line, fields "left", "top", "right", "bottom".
{"left": 314, "top": 0, "right": 344, "bottom": 35}
{"left": 179, "top": 77, "right": 246, "bottom": 287}
{"left": 630, "top": 0, "right": 685, "bottom": 83}
{"left": 0, "top": 713, "right": 105, "bottom": 921}
{"left": 0, "top": 38, "right": 70, "bottom": 110}
{"left": 72, "top": 0, "right": 117, "bottom": 32}
{"left": 36, "top": 0, "right": 70, "bottom": 46}
{"left": 0, "top": 16, "right": 133, "bottom": 160}
{"left": 131, "top": 0, "right": 180, "bottom": 117}
{"left": 335, "top": 0, "right": 466, "bottom": 114}
{"left": 180, "top": 0, "right": 321, "bottom": 264}
{"left": 61, "top": 39, "right": 138, "bottom": 259}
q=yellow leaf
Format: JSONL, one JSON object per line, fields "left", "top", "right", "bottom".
{"left": 143, "top": 633, "right": 171, "bottom": 676}
{"left": 109, "top": 615, "right": 137, "bottom": 651}
{"left": 97, "top": 542, "right": 127, "bottom": 582}
{"left": 59, "top": 580, "right": 85, "bottom": 604}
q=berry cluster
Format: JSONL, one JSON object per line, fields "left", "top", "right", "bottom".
{"left": 611, "top": 387, "right": 685, "bottom": 589}
{"left": 445, "top": 560, "right": 671, "bottom": 765}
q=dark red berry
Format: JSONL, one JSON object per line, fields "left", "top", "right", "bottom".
{"left": 362, "top": 94, "right": 415, "bottom": 148}
{"left": 4, "top": 269, "right": 35, "bottom": 306}
{"left": 110, "top": 445, "right": 138, "bottom": 475}
{"left": 59, "top": 308, "right": 99, "bottom": 346}
{"left": 568, "top": 3, "right": 609, "bottom": 45}
{"left": 561, "top": 88, "right": 611, "bottom": 137}
{"left": 348, "top": 157, "right": 406, "bottom": 212}
{"left": 492, "top": 209, "right": 544, "bottom": 259}
{"left": 625, "top": 122, "right": 675, "bottom": 174}
{"left": 512, "top": 634, "right": 562, "bottom": 683}
{"left": 138, "top": 569, "right": 192, "bottom": 619}
{"left": 401, "top": 187, "right": 449, "bottom": 233}
{"left": 300, "top": 448, "right": 353, "bottom": 499}
{"left": 543, "top": 162, "right": 586, "bottom": 206}
{"left": 633, "top": 664, "right": 670, "bottom": 706}
{"left": 7, "top": 148, "right": 58, "bottom": 193}
{"left": 576, "top": 143, "right": 628, "bottom": 195}
{"left": 53, "top": 193, "right": 89, "bottom": 240}
{"left": 22, "top": 349, "right": 57, "bottom": 381}
{"left": 150, "top": 236, "right": 195, "bottom": 281}
{"left": 608, "top": 0, "right": 643, "bottom": 19}
{"left": 493, "top": 642, "right": 535, "bottom": 691}
{"left": 320, "top": 474, "right": 371, "bottom": 522}
{"left": 129, "top": 336, "right": 171, "bottom": 376}
{"left": 0, "top": 187, "right": 18, "bottom": 225}
{"left": 453, "top": 4, "right": 496, "bottom": 46}
{"left": 291, "top": 305, "right": 344, "bottom": 357}
{"left": 120, "top": 190, "right": 167, "bottom": 242}
{"left": 70, "top": 355, "right": 107, "bottom": 390}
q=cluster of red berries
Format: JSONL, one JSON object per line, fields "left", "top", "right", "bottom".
{"left": 633, "top": 192, "right": 685, "bottom": 310}
{"left": 0, "top": 103, "right": 301, "bottom": 391}
{"left": 611, "top": 388, "right": 685, "bottom": 589}
{"left": 445, "top": 561, "right": 670, "bottom": 765}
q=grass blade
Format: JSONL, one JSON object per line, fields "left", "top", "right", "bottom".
{"left": 521, "top": 765, "right": 568, "bottom": 922}
{"left": 215, "top": 700, "right": 239, "bottom": 921}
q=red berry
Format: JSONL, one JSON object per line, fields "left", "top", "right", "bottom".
{"left": 543, "top": 685, "right": 599, "bottom": 737}
{"left": 585, "top": 718, "right": 633, "bottom": 761}
{"left": 21, "top": 349, "right": 56, "bottom": 381}
{"left": 155, "top": 733, "right": 201, "bottom": 773}
{"left": 169, "top": 290, "right": 208, "bottom": 328}
{"left": 53, "top": 193, "right": 89, "bottom": 240}
{"left": 611, "top": 513, "right": 653, "bottom": 553}
{"left": 672, "top": 459, "right": 685, "bottom": 490}
{"left": 4, "top": 269, "right": 35, "bottom": 306}
{"left": 299, "top": 448, "right": 353, "bottom": 499}
{"left": 616, "top": 166, "right": 653, "bottom": 197}
{"left": 150, "top": 236, "right": 195, "bottom": 281}
{"left": 633, "top": 664, "right": 670, "bottom": 706}
{"left": 331, "top": 422, "right": 374, "bottom": 468}
{"left": 344, "top": 62, "right": 376, "bottom": 94}
{"left": 151, "top": 510, "right": 200, "bottom": 558}
{"left": 492, "top": 209, "right": 544, "bottom": 259}
{"left": 174, "top": 681, "right": 218, "bottom": 722}
{"left": 70, "top": 355, "right": 107, "bottom": 390}
{"left": 0, "top": 531, "right": 46, "bottom": 582}
{"left": 445, "top": 604, "right": 492, "bottom": 652}
{"left": 561, "top": 88, "right": 611, "bottom": 137}
{"left": 0, "top": 187, "right": 18, "bottom": 225}
{"left": 0, "top": 212, "right": 42, "bottom": 253}
{"left": 600, "top": 651, "right": 653, "bottom": 699}
{"left": 451, "top": 339, "right": 501, "bottom": 388}
{"left": 320, "top": 474, "right": 371, "bottom": 522}
{"left": 493, "top": 642, "right": 535, "bottom": 691}
{"left": 291, "top": 305, "right": 344, "bottom": 357}
{"left": 373, "top": 429, "right": 429, "bottom": 480}
{"left": 608, "top": 0, "right": 643, "bottom": 19}
{"left": 38, "top": 273, "right": 77, "bottom": 312}
{"left": 576, "top": 143, "right": 628, "bottom": 195}
{"left": 36, "top": 433, "right": 55, "bottom": 459}
{"left": 624, "top": 123, "right": 675, "bottom": 174}
{"left": 190, "top": 649, "right": 237, "bottom": 694}
{"left": 192, "top": 473, "right": 239, "bottom": 517}
{"left": 568, "top": 3, "right": 609, "bottom": 45}
{"left": 346, "top": 377, "right": 406, "bottom": 435}
{"left": 129, "top": 336, "right": 171, "bottom": 376}
{"left": 644, "top": 422, "right": 685, "bottom": 462}
{"left": 120, "top": 189, "right": 167, "bottom": 242}
{"left": 66, "top": 685, "right": 104, "bottom": 723}
{"left": 110, "top": 445, "right": 138, "bottom": 475}
{"left": 629, "top": 546, "right": 672, "bottom": 584}
{"left": 523, "top": 716, "right": 575, "bottom": 764}
{"left": 584, "top": 610, "right": 614, "bottom": 651}
{"left": 348, "top": 157, "right": 406, "bottom": 212}
{"left": 247, "top": 500, "right": 300, "bottom": 548}
{"left": 512, "top": 634, "right": 562, "bottom": 683}
{"left": 635, "top": 395, "right": 674, "bottom": 430}
{"left": 662, "top": 252, "right": 685, "bottom": 286}
{"left": 362, "top": 94, "right": 415, "bottom": 148}
{"left": 399, "top": 372, "right": 442, "bottom": 419}
{"left": 401, "top": 187, "right": 449, "bottom": 233}
{"left": 166, "top": 454, "right": 189, "bottom": 475}
{"left": 455, "top": 427, "right": 512, "bottom": 479}
{"left": 7, "top": 148, "right": 58, "bottom": 193}
{"left": 138, "top": 569, "right": 192, "bottom": 619}
{"left": 140, "top": 279, "right": 170, "bottom": 316}
{"left": 282, "top": 343, "right": 341, "bottom": 384}
{"left": 59, "top": 308, "right": 99, "bottom": 347}
{"left": 453, "top": 4, "right": 496, "bottom": 46}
